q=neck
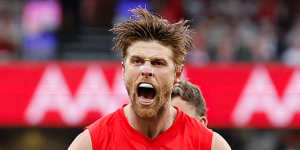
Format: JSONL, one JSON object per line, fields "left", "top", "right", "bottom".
{"left": 124, "top": 104, "right": 177, "bottom": 139}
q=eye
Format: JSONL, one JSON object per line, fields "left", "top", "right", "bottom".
{"left": 152, "top": 60, "right": 165, "bottom": 66}
{"left": 132, "top": 58, "right": 143, "bottom": 65}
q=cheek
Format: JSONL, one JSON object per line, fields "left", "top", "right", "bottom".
{"left": 124, "top": 66, "right": 138, "bottom": 80}
{"left": 158, "top": 69, "right": 176, "bottom": 83}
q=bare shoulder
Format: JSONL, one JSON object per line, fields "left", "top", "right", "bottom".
{"left": 68, "top": 129, "right": 93, "bottom": 150}
{"left": 211, "top": 132, "right": 231, "bottom": 150}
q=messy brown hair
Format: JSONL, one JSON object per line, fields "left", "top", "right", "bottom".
{"left": 110, "top": 7, "right": 192, "bottom": 72}
{"left": 171, "top": 80, "right": 207, "bottom": 117}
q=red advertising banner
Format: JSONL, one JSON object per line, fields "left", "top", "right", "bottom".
{"left": 1, "top": 62, "right": 300, "bottom": 129}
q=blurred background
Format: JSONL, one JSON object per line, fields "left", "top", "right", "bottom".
{"left": 0, "top": 0, "right": 300, "bottom": 149}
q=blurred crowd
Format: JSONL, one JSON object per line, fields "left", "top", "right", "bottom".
{"left": 1, "top": 0, "right": 300, "bottom": 65}
{"left": 182, "top": 0, "right": 300, "bottom": 65}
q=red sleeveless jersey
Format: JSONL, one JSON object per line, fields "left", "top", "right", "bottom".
{"left": 87, "top": 106, "right": 213, "bottom": 150}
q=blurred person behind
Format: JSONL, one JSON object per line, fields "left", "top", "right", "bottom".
{"left": 0, "top": 8, "right": 18, "bottom": 61}
{"left": 216, "top": 35, "right": 235, "bottom": 62}
{"left": 159, "top": 0, "right": 184, "bottom": 23}
{"left": 171, "top": 80, "right": 208, "bottom": 126}
{"left": 282, "top": 16, "right": 300, "bottom": 66}
{"left": 234, "top": 18, "right": 257, "bottom": 61}
{"left": 282, "top": 33, "right": 300, "bottom": 66}
{"left": 250, "top": 20, "right": 277, "bottom": 62}
{"left": 22, "top": 0, "right": 62, "bottom": 60}
{"left": 187, "top": 21, "right": 209, "bottom": 64}
{"left": 182, "top": 0, "right": 206, "bottom": 25}
{"left": 171, "top": 80, "right": 232, "bottom": 150}
{"left": 204, "top": 16, "right": 233, "bottom": 61}
{"left": 81, "top": 0, "right": 118, "bottom": 27}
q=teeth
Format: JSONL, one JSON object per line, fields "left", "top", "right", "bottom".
{"left": 139, "top": 83, "right": 153, "bottom": 88}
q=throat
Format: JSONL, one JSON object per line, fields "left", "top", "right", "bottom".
{"left": 138, "top": 119, "right": 167, "bottom": 139}
{"left": 124, "top": 104, "right": 177, "bottom": 139}
{"left": 146, "top": 126, "right": 164, "bottom": 139}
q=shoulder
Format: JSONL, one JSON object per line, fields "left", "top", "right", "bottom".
{"left": 87, "top": 109, "right": 121, "bottom": 140}
{"left": 88, "top": 111, "right": 119, "bottom": 131}
{"left": 179, "top": 111, "right": 213, "bottom": 149}
{"left": 211, "top": 132, "right": 231, "bottom": 150}
{"left": 181, "top": 112, "right": 212, "bottom": 136}
{"left": 68, "top": 130, "right": 92, "bottom": 150}
{"left": 68, "top": 109, "right": 122, "bottom": 150}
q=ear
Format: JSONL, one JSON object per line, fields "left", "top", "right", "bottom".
{"left": 121, "top": 61, "right": 126, "bottom": 81}
{"left": 121, "top": 61, "right": 125, "bottom": 74}
{"left": 199, "top": 116, "right": 208, "bottom": 126}
{"left": 175, "top": 64, "right": 183, "bottom": 83}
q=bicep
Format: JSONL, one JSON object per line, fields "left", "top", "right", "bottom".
{"left": 68, "top": 129, "right": 93, "bottom": 150}
{"left": 211, "top": 132, "right": 231, "bottom": 150}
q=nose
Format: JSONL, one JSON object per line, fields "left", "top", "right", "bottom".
{"left": 142, "top": 71, "right": 153, "bottom": 77}
{"left": 140, "top": 63, "right": 153, "bottom": 77}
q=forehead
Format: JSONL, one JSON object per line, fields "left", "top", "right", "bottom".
{"left": 126, "top": 40, "right": 173, "bottom": 60}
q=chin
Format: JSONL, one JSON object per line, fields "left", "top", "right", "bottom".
{"left": 132, "top": 95, "right": 161, "bottom": 119}
{"left": 134, "top": 107, "right": 157, "bottom": 118}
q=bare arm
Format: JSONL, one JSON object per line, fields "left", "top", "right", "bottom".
{"left": 211, "top": 132, "right": 231, "bottom": 150}
{"left": 68, "top": 129, "right": 93, "bottom": 150}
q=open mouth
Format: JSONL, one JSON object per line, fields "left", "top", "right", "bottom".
{"left": 137, "top": 83, "right": 156, "bottom": 100}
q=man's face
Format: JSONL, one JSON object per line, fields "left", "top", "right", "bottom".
{"left": 123, "top": 40, "right": 180, "bottom": 119}
{"left": 172, "top": 96, "right": 208, "bottom": 126}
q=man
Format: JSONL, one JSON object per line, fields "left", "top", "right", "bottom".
{"left": 171, "top": 80, "right": 208, "bottom": 126}
{"left": 68, "top": 7, "right": 231, "bottom": 150}
{"left": 171, "top": 80, "right": 231, "bottom": 149}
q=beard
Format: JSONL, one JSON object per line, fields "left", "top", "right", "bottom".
{"left": 125, "top": 77, "right": 173, "bottom": 119}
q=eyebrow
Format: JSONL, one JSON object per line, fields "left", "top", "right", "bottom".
{"left": 130, "top": 55, "right": 144, "bottom": 59}
{"left": 130, "top": 55, "right": 169, "bottom": 60}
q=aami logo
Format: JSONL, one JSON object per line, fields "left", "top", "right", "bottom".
{"left": 25, "top": 65, "right": 128, "bottom": 125}
{"left": 232, "top": 66, "right": 300, "bottom": 127}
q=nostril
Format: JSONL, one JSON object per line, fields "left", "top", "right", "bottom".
{"left": 141, "top": 72, "right": 152, "bottom": 77}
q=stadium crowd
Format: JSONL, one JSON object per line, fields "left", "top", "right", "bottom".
{"left": 0, "top": 0, "right": 300, "bottom": 65}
